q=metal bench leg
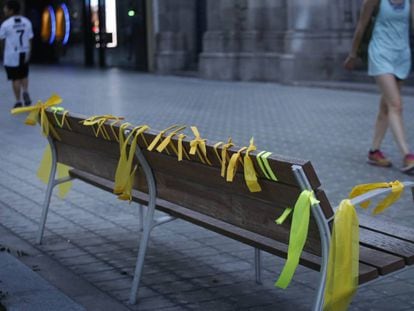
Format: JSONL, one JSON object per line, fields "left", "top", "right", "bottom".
{"left": 292, "top": 165, "right": 331, "bottom": 311}
{"left": 129, "top": 147, "right": 157, "bottom": 305}
{"left": 36, "top": 139, "right": 58, "bottom": 245}
{"left": 138, "top": 204, "right": 144, "bottom": 232}
{"left": 254, "top": 248, "right": 262, "bottom": 284}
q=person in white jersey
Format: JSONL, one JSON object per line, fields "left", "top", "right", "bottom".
{"left": 0, "top": 0, "right": 33, "bottom": 108}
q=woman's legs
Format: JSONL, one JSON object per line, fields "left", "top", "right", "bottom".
{"left": 373, "top": 74, "right": 410, "bottom": 156}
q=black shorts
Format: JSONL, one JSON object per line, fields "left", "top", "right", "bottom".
{"left": 5, "top": 53, "right": 29, "bottom": 81}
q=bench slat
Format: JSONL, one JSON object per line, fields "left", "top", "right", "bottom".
{"left": 359, "top": 245, "right": 405, "bottom": 275}
{"left": 359, "top": 214, "right": 414, "bottom": 243}
{"left": 47, "top": 111, "right": 322, "bottom": 189}
{"left": 69, "top": 168, "right": 380, "bottom": 285}
{"left": 360, "top": 227, "right": 414, "bottom": 264}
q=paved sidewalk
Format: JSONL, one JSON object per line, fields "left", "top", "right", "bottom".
{"left": 1, "top": 65, "right": 414, "bottom": 310}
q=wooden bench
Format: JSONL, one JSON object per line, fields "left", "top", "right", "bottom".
{"left": 36, "top": 110, "right": 414, "bottom": 310}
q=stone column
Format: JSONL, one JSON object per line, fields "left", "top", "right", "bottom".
{"left": 155, "top": 0, "right": 197, "bottom": 73}
{"left": 199, "top": 0, "right": 287, "bottom": 81}
{"left": 280, "top": 0, "right": 357, "bottom": 82}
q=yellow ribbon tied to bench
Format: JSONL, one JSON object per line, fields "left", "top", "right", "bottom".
{"left": 11, "top": 94, "right": 73, "bottom": 198}
{"left": 11, "top": 94, "right": 62, "bottom": 140}
{"left": 323, "top": 199, "right": 359, "bottom": 311}
{"left": 274, "top": 190, "right": 319, "bottom": 289}
{"left": 324, "top": 180, "right": 405, "bottom": 311}
{"left": 114, "top": 125, "right": 149, "bottom": 201}
{"left": 348, "top": 180, "right": 404, "bottom": 215}
{"left": 243, "top": 138, "right": 261, "bottom": 192}
{"left": 189, "top": 126, "right": 212, "bottom": 165}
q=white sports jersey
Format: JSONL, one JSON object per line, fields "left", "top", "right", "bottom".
{"left": 0, "top": 15, "right": 33, "bottom": 67}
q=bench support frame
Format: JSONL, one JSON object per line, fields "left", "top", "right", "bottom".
{"left": 292, "top": 165, "right": 332, "bottom": 311}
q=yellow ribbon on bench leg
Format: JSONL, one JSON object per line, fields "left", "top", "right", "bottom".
{"left": 275, "top": 190, "right": 319, "bottom": 289}
{"left": 37, "top": 144, "right": 72, "bottom": 198}
{"left": 348, "top": 181, "right": 404, "bottom": 215}
{"left": 323, "top": 199, "right": 359, "bottom": 311}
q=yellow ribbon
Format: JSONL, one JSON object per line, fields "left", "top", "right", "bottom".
{"left": 275, "top": 190, "right": 319, "bottom": 289}
{"left": 37, "top": 144, "right": 72, "bottom": 199}
{"left": 50, "top": 107, "right": 72, "bottom": 130}
{"left": 221, "top": 138, "right": 234, "bottom": 178}
{"left": 114, "top": 125, "right": 149, "bottom": 201}
{"left": 177, "top": 134, "right": 190, "bottom": 161}
{"left": 243, "top": 138, "right": 261, "bottom": 192}
{"left": 189, "top": 126, "right": 212, "bottom": 165}
{"left": 256, "top": 151, "right": 278, "bottom": 181}
{"left": 226, "top": 147, "right": 247, "bottom": 182}
{"left": 11, "top": 94, "right": 62, "bottom": 140}
{"left": 156, "top": 126, "right": 186, "bottom": 153}
{"left": 324, "top": 199, "right": 359, "bottom": 311}
{"left": 82, "top": 115, "right": 124, "bottom": 140}
{"left": 147, "top": 125, "right": 181, "bottom": 152}
{"left": 348, "top": 181, "right": 404, "bottom": 215}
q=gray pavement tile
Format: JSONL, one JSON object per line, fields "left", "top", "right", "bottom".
{"left": 1, "top": 66, "right": 414, "bottom": 310}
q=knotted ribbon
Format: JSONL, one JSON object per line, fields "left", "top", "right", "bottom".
{"left": 114, "top": 125, "right": 149, "bottom": 201}
{"left": 11, "top": 94, "right": 62, "bottom": 140}
{"left": 348, "top": 181, "right": 404, "bottom": 215}
{"left": 243, "top": 138, "right": 261, "bottom": 192}
{"left": 189, "top": 126, "right": 212, "bottom": 165}
{"left": 226, "top": 147, "right": 247, "bottom": 182}
{"left": 275, "top": 190, "right": 319, "bottom": 289}
{"left": 81, "top": 115, "right": 125, "bottom": 140}
{"left": 323, "top": 199, "right": 359, "bottom": 311}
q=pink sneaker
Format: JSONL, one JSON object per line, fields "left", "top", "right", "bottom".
{"left": 401, "top": 153, "right": 414, "bottom": 173}
{"left": 368, "top": 150, "right": 392, "bottom": 167}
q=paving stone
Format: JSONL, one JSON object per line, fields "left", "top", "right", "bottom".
{"left": 1, "top": 66, "right": 414, "bottom": 310}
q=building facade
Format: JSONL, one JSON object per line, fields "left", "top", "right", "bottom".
{"left": 1, "top": 0, "right": 367, "bottom": 83}
{"left": 155, "top": 0, "right": 363, "bottom": 83}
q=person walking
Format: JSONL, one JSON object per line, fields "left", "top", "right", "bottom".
{"left": 344, "top": 0, "right": 414, "bottom": 173}
{"left": 0, "top": 0, "right": 33, "bottom": 108}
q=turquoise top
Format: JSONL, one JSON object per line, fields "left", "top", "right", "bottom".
{"left": 368, "top": 0, "right": 411, "bottom": 79}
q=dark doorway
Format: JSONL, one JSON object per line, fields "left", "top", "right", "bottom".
{"left": 105, "top": 0, "right": 148, "bottom": 71}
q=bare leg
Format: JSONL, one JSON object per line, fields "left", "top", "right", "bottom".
{"left": 371, "top": 95, "right": 388, "bottom": 150}
{"left": 21, "top": 77, "right": 29, "bottom": 93}
{"left": 12, "top": 80, "right": 22, "bottom": 102}
{"left": 374, "top": 75, "right": 410, "bottom": 156}
{"left": 371, "top": 81, "right": 403, "bottom": 150}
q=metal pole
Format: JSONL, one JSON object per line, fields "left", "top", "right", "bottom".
{"left": 129, "top": 147, "right": 157, "bottom": 304}
{"left": 36, "top": 137, "right": 58, "bottom": 244}
{"left": 292, "top": 165, "right": 331, "bottom": 311}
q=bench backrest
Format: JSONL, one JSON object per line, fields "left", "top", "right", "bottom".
{"left": 47, "top": 111, "right": 334, "bottom": 257}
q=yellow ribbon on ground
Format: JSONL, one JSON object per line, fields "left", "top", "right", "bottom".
{"left": 323, "top": 199, "right": 359, "bottom": 311}
{"left": 11, "top": 94, "right": 62, "bottom": 140}
{"left": 114, "top": 125, "right": 149, "bottom": 201}
{"left": 243, "top": 138, "right": 261, "bottom": 192}
{"left": 348, "top": 181, "right": 404, "bottom": 215}
{"left": 189, "top": 126, "right": 212, "bottom": 165}
{"left": 226, "top": 147, "right": 247, "bottom": 182}
{"left": 82, "top": 115, "right": 124, "bottom": 140}
{"left": 275, "top": 190, "right": 319, "bottom": 289}
{"left": 37, "top": 144, "right": 72, "bottom": 198}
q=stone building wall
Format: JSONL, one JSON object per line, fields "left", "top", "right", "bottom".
{"left": 154, "top": 0, "right": 364, "bottom": 83}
